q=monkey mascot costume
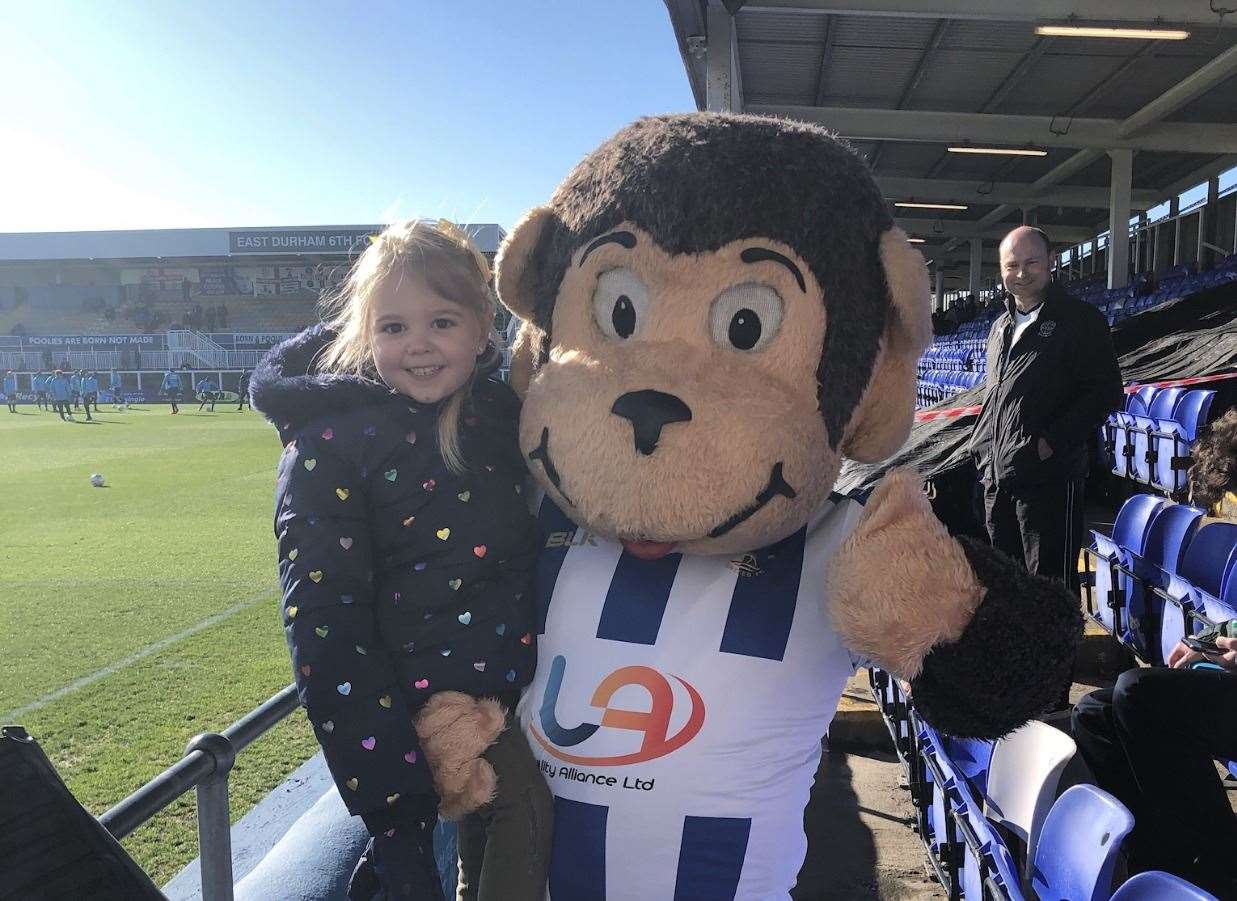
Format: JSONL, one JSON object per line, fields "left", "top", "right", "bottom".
{"left": 420, "top": 113, "right": 1081, "bottom": 900}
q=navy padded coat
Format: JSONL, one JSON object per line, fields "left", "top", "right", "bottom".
{"left": 251, "top": 325, "right": 538, "bottom": 825}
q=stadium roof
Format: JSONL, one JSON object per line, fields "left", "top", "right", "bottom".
{"left": 0, "top": 223, "right": 507, "bottom": 264}
{"left": 662, "top": 0, "right": 1237, "bottom": 263}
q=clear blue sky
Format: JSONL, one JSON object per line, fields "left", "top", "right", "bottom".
{"left": 1, "top": 1, "right": 696, "bottom": 233}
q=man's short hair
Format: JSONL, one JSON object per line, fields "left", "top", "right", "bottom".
{"left": 1004, "top": 225, "right": 1052, "bottom": 255}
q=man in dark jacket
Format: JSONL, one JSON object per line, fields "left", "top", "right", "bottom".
{"left": 969, "top": 226, "right": 1123, "bottom": 591}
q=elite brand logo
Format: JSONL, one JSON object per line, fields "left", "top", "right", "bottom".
{"left": 531, "top": 655, "right": 706, "bottom": 766}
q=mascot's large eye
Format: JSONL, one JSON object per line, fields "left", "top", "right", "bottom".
{"left": 592, "top": 268, "right": 649, "bottom": 341}
{"left": 709, "top": 283, "right": 784, "bottom": 352}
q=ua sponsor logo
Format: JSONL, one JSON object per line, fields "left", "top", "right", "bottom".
{"left": 531, "top": 655, "right": 705, "bottom": 766}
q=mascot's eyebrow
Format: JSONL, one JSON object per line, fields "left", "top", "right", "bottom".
{"left": 579, "top": 230, "right": 637, "bottom": 265}
{"left": 740, "top": 247, "right": 806, "bottom": 293}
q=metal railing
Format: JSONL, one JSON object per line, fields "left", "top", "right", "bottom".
{"left": 99, "top": 683, "right": 301, "bottom": 901}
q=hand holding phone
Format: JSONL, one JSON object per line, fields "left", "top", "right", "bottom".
{"left": 1182, "top": 635, "right": 1222, "bottom": 655}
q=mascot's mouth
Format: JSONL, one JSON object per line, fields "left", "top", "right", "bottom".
{"left": 528, "top": 427, "right": 797, "bottom": 558}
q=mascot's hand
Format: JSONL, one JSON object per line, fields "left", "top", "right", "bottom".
{"left": 413, "top": 692, "right": 506, "bottom": 820}
{"left": 828, "top": 468, "right": 983, "bottom": 681}
{"left": 828, "top": 469, "right": 1083, "bottom": 739}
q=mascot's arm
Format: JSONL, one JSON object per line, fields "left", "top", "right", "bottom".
{"left": 827, "top": 469, "right": 1082, "bottom": 738}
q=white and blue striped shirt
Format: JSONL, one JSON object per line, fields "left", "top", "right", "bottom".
{"left": 516, "top": 490, "right": 868, "bottom": 900}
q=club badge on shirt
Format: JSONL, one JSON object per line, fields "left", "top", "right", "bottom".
{"left": 1038, "top": 320, "right": 1056, "bottom": 338}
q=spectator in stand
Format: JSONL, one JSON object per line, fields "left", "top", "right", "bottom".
{"left": 236, "top": 368, "right": 251, "bottom": 412}
{"left": 1072, "top": 419, "right": 1237, "bottom": 896}
{"left": 206, "top": 307, "right": 217, "bottom": 331}
{"left": 49, "top": 370, "right": 72, "bottom": 420}
{"left": 160, "top": 367, "right": 183, "bottom": 414}
{"left": 3, "top": 369, "right": 16, "bottom": 413}
{"left": 1188, "top": 407, "right": 1237, "bottom": 519}
{"left": 33, "top": 370, "right": 49, "bottom": 410}
{"left": 81, "top": 370, "right": 99, "bottom": 421}
{"left": 219, "top": 303, "right": 228, "bottom": 328}
{"left": 182, "top": 311, "right": 191, "bottom": 329}
{"left": 968, "top": 226, "right": 1123, "bottom": 592}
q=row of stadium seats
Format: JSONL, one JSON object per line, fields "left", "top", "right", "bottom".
{"left": 869, "top": 669, "right": 1219, "bottom": 899}
{"left": 917, "top": 369, "right": 983, "bottom": 406}
{"left": 1086, "top": 494, "right": 1237, "bottom": 670}
{"left": 915, "top": 253, "right": 1237, "bottom": 410}
{"left": 1069, "top": 255, "right": 1237, "bottom": 325}
{"left": 1101, "top": 388, "right": 1217, "bottom": 493}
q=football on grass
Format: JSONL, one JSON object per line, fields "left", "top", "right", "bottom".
{"left": 90, "top": 473, "right": 106, "bottom": 487}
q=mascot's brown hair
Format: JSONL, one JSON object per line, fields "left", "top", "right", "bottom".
{"left": 497, "top": 112, "right": 1080, "bottom": 738}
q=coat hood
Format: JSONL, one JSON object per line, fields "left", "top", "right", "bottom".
{"left": 249, "top": 324, "right": 396, "bottom": 428}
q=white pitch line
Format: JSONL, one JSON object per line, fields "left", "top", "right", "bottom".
{"left": 4, "top": 586, "right": 278, "bottom": 722}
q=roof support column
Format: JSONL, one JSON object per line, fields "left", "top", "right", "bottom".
{"left": 1203, "top": 176, "right": 1222, "bottom": 268}
{"left": 968, "top": 238, "right": 982, "bottom": 298}
{"left": 706, "top": 5, "right": 738, "bottom": 112}
{"left": 933, "top": 265, "right": 944, "bottom": 312}
{"left": 1106, "top": 149, "right": 1134, "bottom": 290}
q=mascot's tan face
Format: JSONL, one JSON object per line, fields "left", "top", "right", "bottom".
{"left": 518, "top": 223, "right": 841, "bottom": 557}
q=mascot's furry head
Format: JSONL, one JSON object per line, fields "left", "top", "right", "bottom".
{"left": 497, "top": 112, "right": 931, "bottom": 557}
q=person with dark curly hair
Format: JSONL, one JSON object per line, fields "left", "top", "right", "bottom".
{"left": 1189, "top": 406, "right": 1237, "bottom": 518}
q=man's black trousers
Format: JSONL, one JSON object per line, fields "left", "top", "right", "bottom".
{"left": 1072, "top": 667, "right": 1237, "bottom": 894}
{"left": 983, "top": 478, "right": 1085, "bottom": 591}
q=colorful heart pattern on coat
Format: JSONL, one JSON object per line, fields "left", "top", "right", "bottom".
{"left": 339, "top": 536, "right": 353, "bottom": 550}
{"left": 346, "top": 778, "right": 358, "bottom": 791}
{"left": 457, "top": 491, "right": 470, "bottom": 502}
{"left": 384, "top": 469, "right": 398, "bottom": 482}
{"left": 378, "top": 694, "right": 392, "bottom": 708}
{"left": 315, "top": 625, "right": 329, "bottom": 638}
{"left": 309, "top": 570, "right": 323, "bottom": 582}
{"left": 288, "top": 548, "right": 298, "bottom": 561}
{"left": 335, "top": 488, "right": 350, "bottom": 501}
{"left": 436, "top": 528, "right": 450, "bottom": 540}
{"left": 303, "top": 458, "right": 317, "bottom": 471}
{"left": 473, "top": 545, "right": 487, "bottom": 558}
{"left": 321, "top": 427, "right": 334, "bottom": 440}
{"left": 337, "top": 682, "right": 351, "bottom": 695}
{"left": 449, "top": 578, "right": 462, "bottom": 591}
{"left": 287, "top": 606, "right": 298, "bottom": 619}
{"left": 361, "top": 737, "right": 376, "bottom": 751}
{"left": 414, "top": 678, "right": 429, "bottom": 690}
{"left": 458, "top": 611, "right": 472, "bottom": 625}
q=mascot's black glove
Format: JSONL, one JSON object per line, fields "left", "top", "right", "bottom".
{"left": 828, "top": 469, "right": 1082, "bottom": 738}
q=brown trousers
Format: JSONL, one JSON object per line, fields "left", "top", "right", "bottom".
{"left": 455, "top": 718, "right": 553, "bottom": 901}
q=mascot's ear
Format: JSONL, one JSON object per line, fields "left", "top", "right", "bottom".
{"left": 496, "top": 205, "right": 557, "bottom": 321}
{"left": 841, "top": 227, "right": 933, "bottom": 463}
{"left": 496, "top": 206, "right": 560, "bottom": 399}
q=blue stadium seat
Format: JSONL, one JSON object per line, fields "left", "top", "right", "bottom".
{"left": 1133, "top": 386, "right": 1157, "bottom": 413}
{"left": 1129, "top": 415, "right": 1155, "bottom": 485}
{"left": 1111, "top": 871, "right": 1220, "bottom": 900}
{"left": 1148, "top": 386, "right": 1186, "bottom": 421}
{"left": 1130, "top": 503, "right": 1205, "bottom": 664}
{"left": 1174, "top": 389, "right": 1216, "bottom": 441}
{"left": 1089, "top": 494, "right": 1168, "bottom": 639}
{"left": 1028, "top": 785, "right": 1134, "bottom": 901}
{"left": 1179, "top": 521, "right": 1237, "bottom": 599}
{"left": 938, "top": 735, "right": 994, "bottom": 794}
{"left": 1150, "top": 418, "right": 1190, "bottom": 493}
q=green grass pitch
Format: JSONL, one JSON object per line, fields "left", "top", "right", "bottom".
{"left": 1, "top": 402, "right": 320, "bottom": 886}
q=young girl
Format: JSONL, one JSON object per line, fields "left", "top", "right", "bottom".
{"left": 251, "top": 220, "right": 551, "bottom": 901}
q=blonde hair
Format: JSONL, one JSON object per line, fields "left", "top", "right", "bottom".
{"left": 318, "top": 219, "right": 502, "bottom": 473}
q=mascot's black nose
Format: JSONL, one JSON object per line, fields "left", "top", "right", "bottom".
{"left": 611, "top": 390, "right": 693, "bottom": 456}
